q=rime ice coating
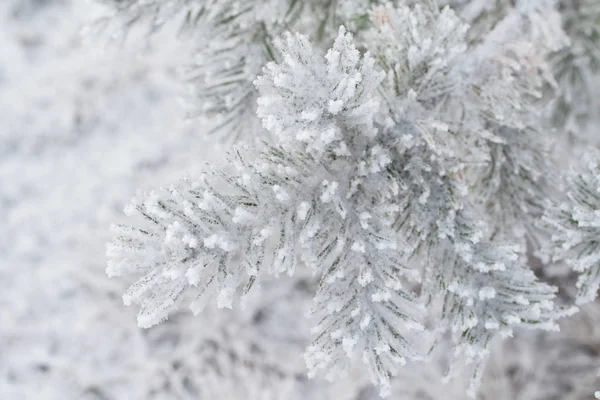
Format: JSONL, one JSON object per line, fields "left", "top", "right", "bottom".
{"left": 107, "top": 1, "right": 582, "bottom": 398}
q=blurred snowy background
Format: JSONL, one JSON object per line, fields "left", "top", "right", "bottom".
{"left": 1, "top": 0, "right": 600, "bottom": 399}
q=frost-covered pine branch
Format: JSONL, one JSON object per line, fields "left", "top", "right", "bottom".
{"left": 99, "top": 0, "right": 378, "bottom": 143}
{"left": 183, "top": 0, "right": 381, "bottom": 142}
{"left": 455, "top": 1, "right": 567, "bottom": 244}
{"left": 363, "top": 2, "right": 563, "bottom": 245}
{"left": 95, "top": 0, "right": 201, "bottom": 37}
{"left": 109, "top": 27, "right": 428, "bottom": 396}
{"left": 549, "top": 0, "right": 600, "bottom": 144}
{"left": 366, "top": 3, "right": 569, "bottom": 376}
{"left": 542, "top": 153, "right": 600, "bottom": 305}
{"left": 107, "top": 2, "right": 577, "bottom": 395}
{"left": 182, "top": 0, "right": 297, "bottom": 142}
{"left": 446, "top": 0, "right": 600, "bottom": 147}
{"left": 9, "top": 0, "right": 600, "bottom": 399}
{"left": 466, "top": 3, "right": 566, "bottom": 245}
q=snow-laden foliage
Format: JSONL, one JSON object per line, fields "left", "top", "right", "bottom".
{"left": 181, "top": 0, "right": 296, "bottom": 142}
{"left": 110, "top": 28, "right": 427, "bottom": 396}
{"left": 438, "top": 0, "right": 515, "bottom": 42}
{"left": 362, "top": 1, "right": 568, "bottom": 366}
{"left": 95, "top": 0, "right": 202, "bottom": 37}
{"left": 543, "top": 153, "right": 600, "bottom": 305}
{"left": 363, "top": 2, "right": 566, "bottom": 245}
{"left": 463, "top": 2, "right": 567, "bottom": 244}
{"left": 182, "top": 0, "right": 382, "bottom": 142}
{"left": 445, "top": 0, "right": 600, "bottom": 147}
{"left": 108, "top": 3, "right": 578, "bottom": 395}
{"left": 0, "top": 2, "right": 346, "bottom": 398}
{"left": 8, "top": 0, "right": 600, "bottom": 399}
{"left": 549, "top": 0, "right": 600, "bottom": 144}
{"left": 99, "top": 0, "right": 380, "bottom": 143}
